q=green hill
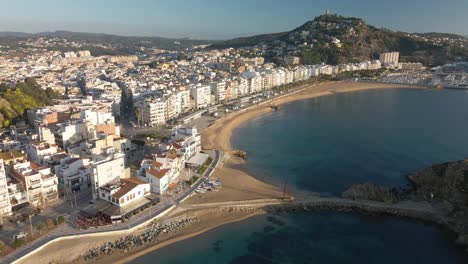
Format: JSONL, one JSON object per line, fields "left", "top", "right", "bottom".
{"left": 0, "top": 78, "right": 57, "bottom": 128}
{"left": 210, "top": 14, "right": 468, "bottom": 66}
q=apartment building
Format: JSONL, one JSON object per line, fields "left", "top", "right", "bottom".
{"left": 190, "top": 84, "right": 212, "bottom": 109}
{"left": 0, "top": 160, "right": 11, "bottom": 217}
{"left": 171, "top": 126, "right": 202, "bottom": 160}
{"left": 379, "top": 52, "right": 400, "bottom": 68}
{"left": 10, "top": 161, "right": 59, "bottom": 208}
{"left": 141, "top": 97, "right": 167, "bottom": 127}
{"left": 25, "top": 141, "right": 58, "bottom": 166}
{"left": 54, "top": 157, "right": 91, "bottom": 194}
{"left": 90, "top": 152, "right": 126, "bottom": 199}
{"left": 211, "top": 81, "right": 227, "bottom": 103}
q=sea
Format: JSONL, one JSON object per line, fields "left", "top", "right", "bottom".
{"left": 131, "top": 88, "right": 468, "bottom": 264}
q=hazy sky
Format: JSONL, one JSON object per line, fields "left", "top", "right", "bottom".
{"left": 0, "top": 0, "right": 466, "bottom": 39}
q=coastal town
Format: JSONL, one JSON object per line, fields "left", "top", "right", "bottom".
{"left": 0, "top": 33, "right": 415, "bottom": 258}
{"left": 0, "top": 6, "right": 467, "bottom": 264}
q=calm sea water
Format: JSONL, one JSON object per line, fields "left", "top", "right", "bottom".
{"left": 132, "top": 88, "right": 468, "bottom": 263}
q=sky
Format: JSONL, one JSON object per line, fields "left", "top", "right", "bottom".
{"left": 0, "top": 0, "right": 466, "bottom": 39}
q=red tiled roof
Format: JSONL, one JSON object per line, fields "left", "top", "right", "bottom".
{"left": 152, "top": 161, "right": 163, "bottom": 167}
{"left": 147, "top": 168, "right": 168, "bottom": 179}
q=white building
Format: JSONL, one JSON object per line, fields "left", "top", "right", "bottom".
{"left": 25, "top": 141, "right": 58, "bottom": 166}
{"left": 190, "top": 84, "right": 212, "bottom": 109}
{"left": 53, "top": 121, "right": 87, "bottom": 149}
{"left": 141, "top": 98, "right": 167, "bottom": 127}
{"left": 379, "top": 52, "right": 400, "bottom": 68}
{"left": 81, "top": 109, "right": 115, "bottom": 126}
{"left": 175, "top": 90, "right": 191, "bottom": 116}
{"left": 145, "top": 163, "right": 170, "bottom": 194}
{"left": 171, "top": 126, "right": 202, "bottom": 160}
{"left": 0, "top": 160, "right": 12, "bottom": 217}
{"left": 10, "top": 161, "right": 59, "bottom": 207}
{"left": 54, "top": 157, "right": 91, "bottom": 194}
{"left": 98, "top": 178, "right": 150, "bottom": 207}
{"left": 211, "top": 81, "right": 227, "bottom": 103}
{"left": 90, "top": 153, "right": 126, "bottom": 199}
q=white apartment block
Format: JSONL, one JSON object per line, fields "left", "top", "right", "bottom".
{"left": 10, "top": 161, "right": 58, "bottom": 207}
{"left": 142, "top": 98, "right": 167, "bottom": 127}
{"left": 211, "top": 81, "right": 227, "bottom": 103}
{"left": 25, "top": 141, "right": 58, "bottom": 166}
{"left": 53, "top": 121, "right": 87, "bottom": 149}
{"left": 81, "top": 109, "right": 115, "bottom": 126}
{"left": 54, "top": 157, "right": 92, "bottom": 194}
{"left": 175, "top": 90, "right": 191, "bottom": 116}
{"left": 0, "top": 160, "right": 12, "bottom": 217}
{"left": 164, "top": 93, "right": 178, "bottom": 121}
{"left": 171, "top": 126, "right": 202, "bottom": 160}
{"left": 190, "top": 84, "right": 212, "bottom": 109}
{"left": 90, "top": 153, "right": 126, "bottom": 199}
{"left": 379, "top": 52, "right": 400, "bottom": 67}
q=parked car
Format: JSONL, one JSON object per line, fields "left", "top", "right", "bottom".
{"left": 13, "top": 232, "right": 28, "bottom": 240}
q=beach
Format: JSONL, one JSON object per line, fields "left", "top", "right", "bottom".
{"left": 14, "top": 81, "right": 424, "bottom": 264}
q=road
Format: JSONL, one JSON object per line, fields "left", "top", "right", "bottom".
{"left": 2, "top": 150, "right": 221, "bottom": 264}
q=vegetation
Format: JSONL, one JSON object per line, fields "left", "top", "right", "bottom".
{"left": 56, "top": 215, "right": 65, "bottom": 225}
{"left": 185, "top": 176, "right": 200, "bottom": 186}
{"left": 197, "top": 157, "right": 213, "bottom": 175}
{"left": 0, "top": 240, "right": 5, "bottom": 252}
{"left": 0, "top": 78, "right": 58, "bottom": 128}
{"left": 11, "top": 239, "right": 24, "bottom": 249}
{"left": 211, "top": 14, "right": 468, "bottom": 66}
{"left": 35, "top": 221, "right": 45, "bottom": 234}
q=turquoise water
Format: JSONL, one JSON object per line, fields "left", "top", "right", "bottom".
{"left": 132, "top": 88, "right": 468, "bottom": 263}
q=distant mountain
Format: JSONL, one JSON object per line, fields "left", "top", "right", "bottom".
{"left": 0, "top": 30, "right": 217, "bottom": 53}
{"left": 211, "top": 15, "right": 468, "bottom": 66}
{"left": 0, "top": 31, "right": 33, "bottom": 37}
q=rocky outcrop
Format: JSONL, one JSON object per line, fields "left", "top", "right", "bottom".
{"left": 339, "top": 159, "right": 468, "bottom": 253}
{"left": 342, "top": 182, "right": 401, "bottom": 203}
{"left": 408, "top": 160, "right": 468, "bottom": 252}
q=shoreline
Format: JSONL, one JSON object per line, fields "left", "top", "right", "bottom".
{"left": 201, "top": 81, "right": 425, "bottom": 151}
{"left": 12, "top": 81, "right": 430, "bottom": 264}
{"left": 112, "top": 81, "right": 429, "bottom": 263}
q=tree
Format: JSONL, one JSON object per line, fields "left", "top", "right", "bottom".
{"left": 56, "top": 215, "right": 65, "bottom": 225}
{"left": 11, "top": 239, "right": 24, "bottom": 249}
{"left": 36, "top": 221, "right": 45, "bottom": 234}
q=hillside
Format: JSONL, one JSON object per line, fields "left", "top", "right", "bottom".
{"left": 0, "top": 31, "right": 217, "bottom": 54}
{"left": 0, "top": 79, "right": 57, "bottom": 128}
{"left": 211, "top": 14, "right": 468, "bottom": 66}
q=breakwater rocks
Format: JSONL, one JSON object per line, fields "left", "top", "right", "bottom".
{"left": 264, "top": 198, "right": 448, "bottom": 228}
{"left": 83, "top": 217, "right": 200, "bottom": 261}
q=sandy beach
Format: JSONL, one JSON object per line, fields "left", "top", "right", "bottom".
{"left": 14, "top": 81, "right": 425, "bottom": 264}
{"left": 202, "top": 81, "right": 423, "bottom": 151}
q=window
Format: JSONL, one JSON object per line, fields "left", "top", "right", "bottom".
{"left": 120, "top": 198, "right": 124, "bottom": 204}
{"left": 101, "top": 193, "right": 105, "bottom": 198}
